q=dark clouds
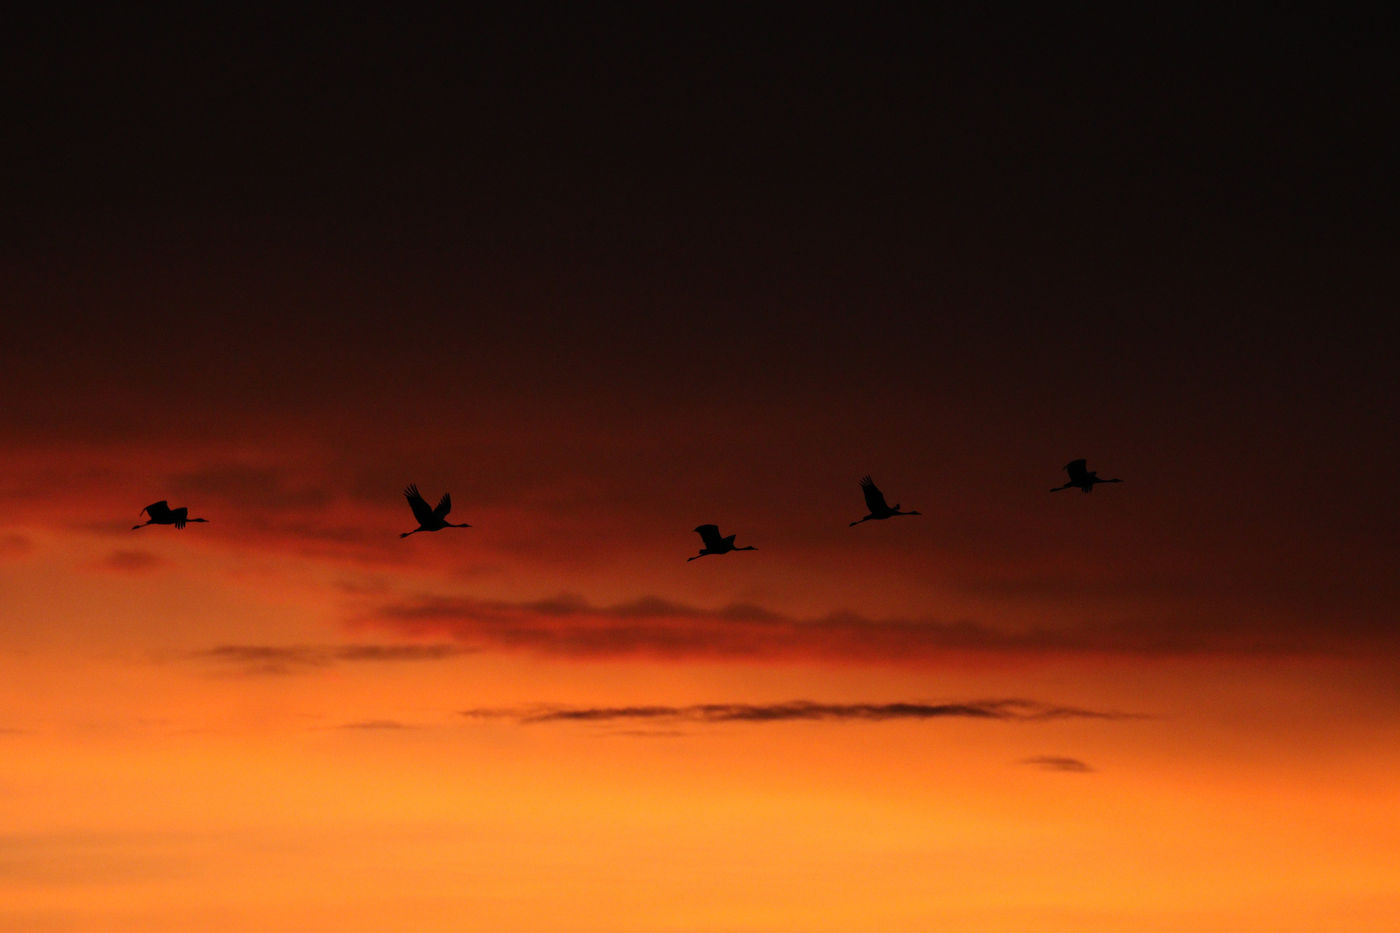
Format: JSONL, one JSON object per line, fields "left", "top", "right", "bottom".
{"left": 100, "top": 549, "right": 166, "bottom": 574}
{"left": 368, "top": 591, "right": 1386, "bottom": 661}
{"left": 191, "top": 643, "right": 473, "bottom": 675}
{"left": 1019, "top": 756, "right": 1095, "bottom": 773}
{"left": 461, "top": 699, "right": 1138, "bottom": 726}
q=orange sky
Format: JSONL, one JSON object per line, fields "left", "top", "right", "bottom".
{"left": 3, "top": 420, "right": 1397, "bottom": 932}
{"left": 3, "top": 9, "right": 1398, "bottom": 932}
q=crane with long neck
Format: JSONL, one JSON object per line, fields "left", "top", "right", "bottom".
{"left": 849, "top": 475, "right": 921, "bottom": 526}
{"left": 400, "top": 484, "right": 472, "bottom": 537}
{"left": 687, "top": 524, "right": 757, "bottom": 561}
{"left": 132, "top": 501, "right": 208, "bottom": 530}
{"left": 1050, "top": 459, "right": 1123, "bottom": 493}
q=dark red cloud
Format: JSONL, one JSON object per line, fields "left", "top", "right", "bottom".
{"left": 364, "top": 591, "right": 1397, "bottom": 662}
{"left": 189, "top": 643, "right": 475, "bottom": 676}
{"left": 461, "top": 699, "right": 1136, "bottom": 725}
{"left": 1019, "top": 756, "right": 1095, "bottom": 773}
{"left": 99, "top": 549, "right": 166, "bottom": 574}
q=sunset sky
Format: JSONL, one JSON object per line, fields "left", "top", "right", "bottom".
{"left": 2, "top": 9, "right": 1397, "bottom": 932}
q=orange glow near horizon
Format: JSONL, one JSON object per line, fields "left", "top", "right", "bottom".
{"left": 3, "top": 502, "right": 1399, "bottom": 931}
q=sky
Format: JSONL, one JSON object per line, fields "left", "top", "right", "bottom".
{"left": 2, "top": 8, "right": 1398, "bottom": 932}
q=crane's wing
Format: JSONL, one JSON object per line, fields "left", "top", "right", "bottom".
{"left": 722, "top": 534, "right": 736, "bottom": 548}
{"left": 433, "top": 493, "right": 452, "bottom": 520}
{"left": 403, "top": 484, "right": 435, "bottom": 525}
{"left": 859, "top": 476, "right": 890, "bottom": 513}
{"left": 694, "top": 524, "right": 724, "bottom": 550}
{"left": 171, "top": 507, "right": 189, "bottom": 529}
{"left": 1064, "top": 459, "right": 1090, "bottom": 482}
{"left": 142, "top": 501, "right": 172, "bottom": 520}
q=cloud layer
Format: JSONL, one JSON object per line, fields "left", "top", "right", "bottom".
{"left": 191, "top": 643, "right": 474, "bottom": 675}
{"left": 365, "top": 590, "right": 1373, "bottom": 662}
{"left": 0, "top": 533, "right": 33, "bottom": 559}
{"left": 461, "top": 698, "right": 1138, "bottom": 726}
{"left": 101, "top": 549, "right": 167, "bottom": 573}
{"left": 1019, "top": 755, "right": 1095, "bottom": 772}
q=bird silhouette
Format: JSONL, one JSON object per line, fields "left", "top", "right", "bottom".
{"left": 132, "top": 501, "right": 208, "bottom": 530}
{"left": 399, "top": 484, "right": 471, "bottom": 537}
{"left": 1050, "top": 459, "right": 1123, "bottom": 493}
{"left": 687, "top": 524, "right": 757, "bottom": 561}
{"left": 849, "top": 475, "right": 921, "bottom": 526}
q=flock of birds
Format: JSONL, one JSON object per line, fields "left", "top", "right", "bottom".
{"left": 132, "top": 459, "right": 1124, "bottom": 560}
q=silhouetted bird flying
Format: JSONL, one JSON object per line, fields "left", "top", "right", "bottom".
{"left": 1050, "top": 459, "right": 1123, "bottom": 493}
{"left": 849, "top": 475, "right": 921, "bottom": 526}
{"left": 399, "top": 484, "right": 471, "bottom": 537}
{"left": 687, "top": 524, "right": 757, "bottom": 561}
{"left": 132, "top": 501, "right": 208, "bottom": 530}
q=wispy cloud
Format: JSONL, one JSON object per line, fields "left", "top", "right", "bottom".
{"left": 366, "top": 590, "right": 1356, "bottom": 661}
{"left": 0, "top": 831, "right": 198, "bottom": 885}
{"left": 1019, "top": 755, "right": 1095, "bottom": 772}
{"left": 461, "top": 698, "right": 1139, "bottom": 726}
{"left": 0, "top": 532, "right": 33, "bottom": 559}
{"left": 99, "top": 549, "right": 167, "bottom": 574}
{"left": 369, "top": 593, "right": 1051, "bottom": 660}
{"left": 191, "top": 643, "right": 474, "bottom": 675}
